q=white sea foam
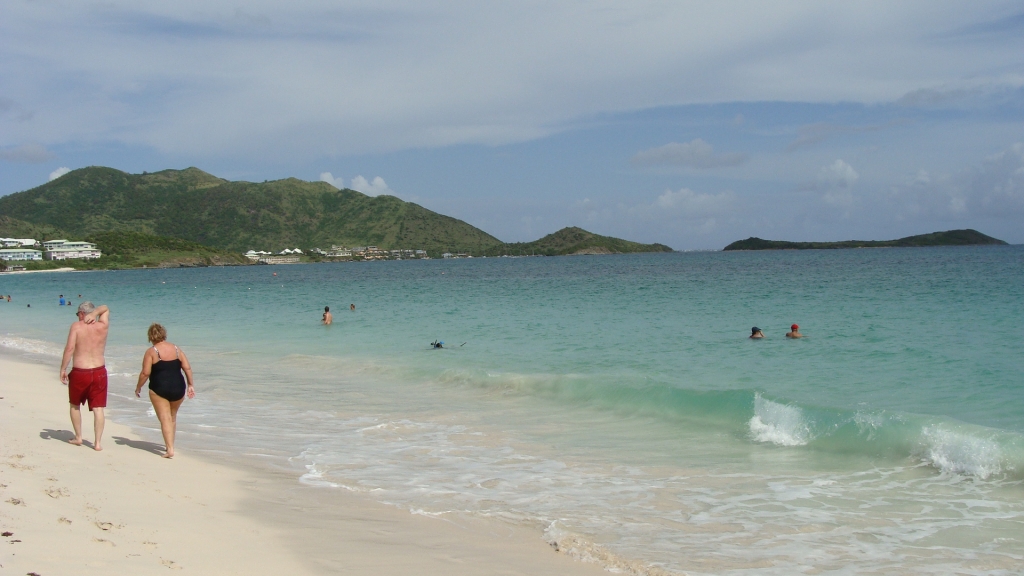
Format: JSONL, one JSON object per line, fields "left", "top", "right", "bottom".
{"left": 918, "top": 425, "right": 1005, "bottom": 479}
{"left": 749, "top": 393, "right": 811, "bottom": 446}
{"left": 0, "top": 335, "right": 63, "bottom": 357}
{"left": 544, "top": 522, "right": 675, "bottom": 576}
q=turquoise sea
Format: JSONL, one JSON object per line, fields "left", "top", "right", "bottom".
{"left": 2, "top": 246, "right": 1023, "bottom": 574}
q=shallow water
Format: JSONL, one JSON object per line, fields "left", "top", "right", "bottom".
{"left": 2, "top": 247, "right": 1023, "bottom": 574}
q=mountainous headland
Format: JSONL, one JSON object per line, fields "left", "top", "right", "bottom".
{"left": 723, "top": 229, "right": 1008, "bottom": 251}
{"left": 0, "top": 167, "right": 672, "bottom": 269}
{"left": 481, "top": 227, "right": 672, "bottom": 256}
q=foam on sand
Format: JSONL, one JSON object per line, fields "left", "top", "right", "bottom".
{"left": 0, "top": 355, "right": 609, "bottom": 576}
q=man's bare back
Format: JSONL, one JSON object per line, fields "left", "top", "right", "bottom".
{"left": 61, "top": 304, "right": 110, "bottom": 378}
{"left": 60, "top": 303, "right": 110, "bottom": 450}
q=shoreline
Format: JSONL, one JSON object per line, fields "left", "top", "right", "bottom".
{"left": 0, "top": 267, "right": 76, "bottom": 274}
{"left": 0, "top": 355, "right": 609, "bottom": 575}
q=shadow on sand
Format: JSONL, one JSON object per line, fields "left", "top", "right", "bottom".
{"left": 40, "top": 428, "right": 97, "bottom": 449}
{"left": 112, "top": 436, "right": 166, "bottom": 456}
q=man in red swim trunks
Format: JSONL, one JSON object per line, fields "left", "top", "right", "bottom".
{"left": 59, "top": 302, "right": 110, "bottom": 451}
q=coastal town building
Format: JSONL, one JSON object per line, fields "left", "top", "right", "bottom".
{"left": 0, "top": 248, "right": 43, "bottom": 261}
{"left": 0, "top": 238, "right": 39, "bottom": 248}
{"left": 43, "top": 240, "right": 101, "bottom": 260}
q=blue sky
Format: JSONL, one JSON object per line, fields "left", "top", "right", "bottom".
{"left": 2, "top": 1, "right": 1023, "bottom": 248}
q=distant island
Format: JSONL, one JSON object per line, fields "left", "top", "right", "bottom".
{"left": 723, "top": 229, "right": 1008, "bottom": 251}
{"left": 0, "top": 166, "right": 671, "bottom": 270}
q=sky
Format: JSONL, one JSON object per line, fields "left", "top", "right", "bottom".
{"left": 2, "top": 1, "right": 1023, "bottom": 249}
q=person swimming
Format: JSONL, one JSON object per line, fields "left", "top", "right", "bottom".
{"left": 750, "top": 327, "right": 764, "bottom": 339}
{"left": 431, "top": 340, "right": 444, "bottom": 349}
{"left": 322, "top": 306, "right": 332, "bottom": 325}
{"left": 786, "top": 324, "right": 803, "bottom": 338}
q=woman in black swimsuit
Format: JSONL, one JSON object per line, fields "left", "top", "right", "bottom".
{"left": 135, "top": 323, "right": 195, "bottom": 458}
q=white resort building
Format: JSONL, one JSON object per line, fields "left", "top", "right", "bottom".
{"left": 1, "top": 238, "right": 39, "bottom": 248}
{"left": 0, "top": 248, "right": 43, "bottom": 261}
{"left": 43, "top": 240, "right": 102, "bottom": 260}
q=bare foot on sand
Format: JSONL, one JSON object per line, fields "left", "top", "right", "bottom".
{"left": 69, "top": 438, "right": 83, "bottom": 446}
{"left": 93, "top": 444, "right": 103, "bottom": 451}
{"left": 162, "top": 451, "right": 174, "bottom": 459}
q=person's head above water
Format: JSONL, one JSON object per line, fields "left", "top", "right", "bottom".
{"left": 751, "top": 327, "right": 760, "bottom": 335}
{"left": 791, "top": 324, "right": 799, "bottom": 331}
{"left": 325, "top": 306, "right": 330, "bottom": 312}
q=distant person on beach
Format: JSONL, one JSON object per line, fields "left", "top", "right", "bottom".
{"left": 59, "top": 302, "right": 110, "bottom": 451}
{"left": 350, "top": 303, "right": 355, "bottom": 311}
{"left": 59, "top": 294, "right": 65, "bottom": 305}
{"left": 322, "top": 306, "right": 332, "bottom": 325}
{"left": 786, "top": 324, "right": 803, "bottom": 338}
{"left": 135, "top": 323, "right": 195, "bottom": 459}
{"left": 750, "top": 327, "right": 764, "bottom": 339}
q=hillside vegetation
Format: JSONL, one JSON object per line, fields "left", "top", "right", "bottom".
{"left": 0, "top": 167, "right": 502, "bottom": 256}
{"left": 723, "top": 229, "right": 1008, "bottom": 251}
{"left": 0, "top": 215, "right": 68, "bottom": 241}
{"left": 481, "top": 227, "right": 673, "bottom": 256}
{"left": 4, "top": 230, "right": 248, "bottom": 271}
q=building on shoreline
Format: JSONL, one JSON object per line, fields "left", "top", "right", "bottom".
{"left": 43, "top": 240, "right": 101, "bottom": 260}
{"left": 0, "top": 248, "right": 43, "bottom": 261}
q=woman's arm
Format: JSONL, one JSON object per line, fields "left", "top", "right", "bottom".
{"left": 135, "top": 349, "right": 154, "bottom": 397}
{"left": 178, "top": 348, "right": 196, "bottom": 399}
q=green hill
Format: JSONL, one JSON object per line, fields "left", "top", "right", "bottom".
{"left": 0, "top": 225, "right": 248, "bottom": 270}
{"left": 481, "top": 226, "right": 673, "bottom": 256}
{"left": 723, "top": 229, "right": 1008, "bottom": 251}
{"left": 0, "top": 167, "right": 503, "bottom": 256}
{"left": 0, "top": 215, "right": 69, "bottom": 241}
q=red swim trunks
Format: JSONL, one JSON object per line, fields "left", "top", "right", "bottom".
{"left": 68, "top": 366, "right": 108, "bottom": 411}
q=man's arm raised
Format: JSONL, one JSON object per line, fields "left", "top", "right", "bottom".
{"left": 83, "top": 304, "right": 109, "bottom": 325}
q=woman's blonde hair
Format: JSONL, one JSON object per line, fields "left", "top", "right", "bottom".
{"left": 147, "top": 323, "right": 167, "bottom": 344}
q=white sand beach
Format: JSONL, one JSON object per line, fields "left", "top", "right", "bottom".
{"left": 0, "top": 356, "right": 607, "bottom": 575}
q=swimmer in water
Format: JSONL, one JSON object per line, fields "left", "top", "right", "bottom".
{"left": 750, "top": 327, "right": 764, "bottom": 339}
{"left": 322, "top": 306, "right": 332, "bottom": 325}
{"left": 786, "top": 324, "right": 803, "bottom": 338}
{"left": 350, "top": 303, "right": 355, "bottom": 311}
{"left": 431, "top": 340, "right": 443, "bottom": 349}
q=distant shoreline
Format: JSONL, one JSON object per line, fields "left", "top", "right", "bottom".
{"left": 723, "top": 229, "right": 1008, "bottom": 251}
{"left": 0, "top": 266, "right": 76, "bottom": 274}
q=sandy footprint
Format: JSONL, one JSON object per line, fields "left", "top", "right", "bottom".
{"left": 95, "top": 521, "right": 115, "bottom": 531}
{"left": 45, "top": 486, "right": 70, "bottom": 498}
{"left": 92, "top": 537, "right": 116, "bottom": 546}
{"left": 58, "top": 517, "right": 73, "bottom": 524}
{"left": 6, "top": 497, "right": 25, "bottom": 506}
{"left": 143, "top": 540, "right": 158, "bottom": 549}
{"left": 161, "top": 558, "right": 183, "bottom": 570}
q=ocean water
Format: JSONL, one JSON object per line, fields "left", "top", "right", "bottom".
{"left": 2, "top": 246, "right": 1023, "bottom": 574}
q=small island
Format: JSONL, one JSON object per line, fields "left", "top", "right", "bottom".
{"left": 723, "top": 229, "right": 1008, "bottom": 251}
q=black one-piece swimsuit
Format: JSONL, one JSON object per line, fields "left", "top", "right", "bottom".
{"left": 149, "top": 346, "right": 186, "bottom": 402}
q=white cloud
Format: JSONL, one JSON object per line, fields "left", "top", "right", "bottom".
{"left": 2, "top": 2, "right": 1021, "bottom": 159}
{"left": 801, "top": 159, "right": 859, "bottom": 201}
{"left": 319, "top": 172, "right": 395, "bottom": 197}
{"left": 887, "top": 143, "right": 1024, "bottom": 218}
{"left": 319, "top": 172, "right": 345, "bottom": 189}
{"left": 0, "top": 144, "right": 54, "bottom": 163}
{"left": 48, "top": 166, "right": 71, "bottom": 181}
{"left": 350, "top": 176, "right": 394, "bottom": 197}
{"left": 818, "top": 159, "right": 859, "bottom": 188}
{"left": 631, "top": 139, "right": 747, "bottom": 169}
{"left": 622, "top": 188, "right": 736, "bottom": 236}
